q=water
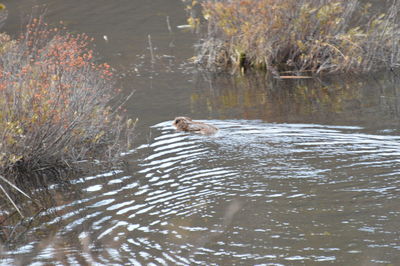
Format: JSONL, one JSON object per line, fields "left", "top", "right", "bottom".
{"left": 1, "top": 1, "right": 400, "bottom": 265}
{"left": 2, "top": 121, "right": 400, "bottom": 265}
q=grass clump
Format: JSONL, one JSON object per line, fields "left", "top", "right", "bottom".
{"left": 0, "top": 17, "right": 135, "bottom": 200}
{"left": 193, "top": 0, "right": 400, "bottom": 74}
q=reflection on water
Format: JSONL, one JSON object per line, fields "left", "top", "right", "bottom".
{"left": 2, "top": 121, "right": 400, "bottom": 265}
{"left": 191, "top": 72, "right": 400, "bottom": 129}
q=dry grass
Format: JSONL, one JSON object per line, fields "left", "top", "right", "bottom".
{"left": 192, "top": 0, "right": 400, "bottom": 74}
{"left": 0, "top": 17, "right": 135, "bottom": 213}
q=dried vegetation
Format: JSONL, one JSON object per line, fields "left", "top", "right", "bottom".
{"left": 190, "top": 0, "right": 400, "bottom": 74}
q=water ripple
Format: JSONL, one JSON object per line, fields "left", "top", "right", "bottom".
{"left": 3, "top": 120, "right": 400, "bottom": 265}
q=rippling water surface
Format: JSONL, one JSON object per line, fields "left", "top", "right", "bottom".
{"left": 2, "top": 120, "right": 400, "bottom": 265}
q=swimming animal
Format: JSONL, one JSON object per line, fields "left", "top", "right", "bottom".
{"left": 172, "top": 117, "right": 218, "bottom": 135}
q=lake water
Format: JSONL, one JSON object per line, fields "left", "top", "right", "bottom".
{"left": 1, "top": 0, "right": 400, "bottom": 265}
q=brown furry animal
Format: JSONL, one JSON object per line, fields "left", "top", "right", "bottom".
{"left": 172, "top": 117, "right": 218, "bottom": 135}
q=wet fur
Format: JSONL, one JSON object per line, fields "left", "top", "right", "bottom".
{"left": 173, "top": 117, "right": 218, "bottom": 135}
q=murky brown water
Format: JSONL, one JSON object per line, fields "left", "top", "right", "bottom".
{"left": 1, "top": 1, "right": 400, "bottom": 265}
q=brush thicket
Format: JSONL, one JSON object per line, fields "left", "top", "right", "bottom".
{"left": 193, "top": 0, "right": 400, "bottom": 74}
{"left": 0, "top": 17, "right": 135, "bottom": 215}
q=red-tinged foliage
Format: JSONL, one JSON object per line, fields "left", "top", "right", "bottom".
{"left": 0, "top": 17, "right": 135, "bottom": 185}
